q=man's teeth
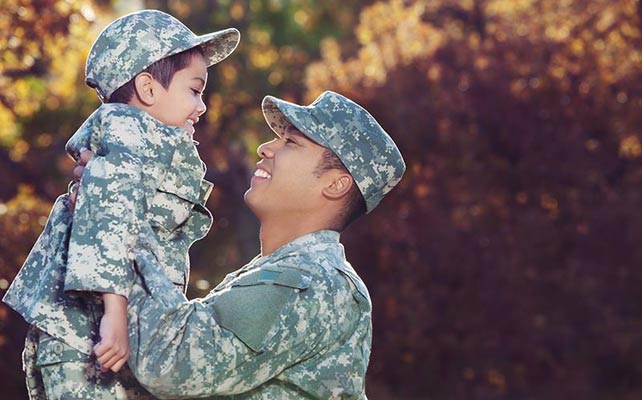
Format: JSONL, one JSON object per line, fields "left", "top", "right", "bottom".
{"left": 254, "top": 169, "right": 271, "bottom": 179}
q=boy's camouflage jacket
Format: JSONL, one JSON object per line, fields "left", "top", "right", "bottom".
{"left": 3, "top": 103, "right": 213, "bottom": 355}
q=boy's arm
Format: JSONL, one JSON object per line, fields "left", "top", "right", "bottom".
{"left": 64, "top": 111, "right": 177, "bottom": 299}
{"left": 95, "top": 293, "right": 130, "bottom": 372}
{"left": 67, "top": 144, "right": 150, "bottom": 371}
{"left": 64, "top": 146, "right": 145, "bottom": 297}
{"left": 69, "top": 147, "right": 139, "bottom": 369}
{"left": 65, "top": 110, "right": 179, "bottom": 368}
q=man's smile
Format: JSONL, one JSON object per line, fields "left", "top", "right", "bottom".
{"left": 253, "top": 167, "right": 272, "bottom": 180}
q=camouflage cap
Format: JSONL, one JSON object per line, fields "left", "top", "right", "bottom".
{"left": 262, "top": 91, "right": 406, "bottom": 213}
{"left": 85, "top": 9, "right": 240, "bottom": 102}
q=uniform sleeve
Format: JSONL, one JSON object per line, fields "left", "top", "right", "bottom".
{"left": 64, "top": 151, "right": 143, "bottom": 297}
{"left": 64, "top": 111, "right": 176, "bottom": 298}
{"left": 127, "top": 250, "right": 333, "bottom": 398}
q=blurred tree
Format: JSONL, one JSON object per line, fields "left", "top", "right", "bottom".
{"left": 0, "top": 0, "right": 106, "bottom": 198}
{"left": 0, "top": 186, "right": 54, "bottom": 398}
{"left": 0, "top": 2, "right": 113, "bottom": 398}
{"left": 306, "top": 0, "right": 642, "bottom": 398}
{"left": 4, "top": 0, "right": 642, "bottom": 399}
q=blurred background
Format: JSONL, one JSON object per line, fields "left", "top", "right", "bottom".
{"left": 2, "top": 0, "right": 642, "bottom": 399}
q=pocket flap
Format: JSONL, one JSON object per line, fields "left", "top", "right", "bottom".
{"left": 232, "top": 267, "right": 311, "bottom": 290}
{"left": 36, "top": 336, "right": 88, "bottom": 366}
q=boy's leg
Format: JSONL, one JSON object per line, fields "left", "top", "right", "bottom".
{"left": 37, "top": 332, "right": 155, "bottom": 399}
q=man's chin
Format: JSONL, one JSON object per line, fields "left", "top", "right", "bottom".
{"left": 243, "top": 189, "right": 262, "bottom": 215}
{"left": 243, "top": 189, "right": 254, "bottom": 207}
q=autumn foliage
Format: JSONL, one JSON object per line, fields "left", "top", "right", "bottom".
{"left": 2, "top": 0, "right": 642, "bottom": 399}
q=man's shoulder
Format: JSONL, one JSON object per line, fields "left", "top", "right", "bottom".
{"left": 270, "top": 249, "right": 371, "bottom": 309}
{"left": 261, "top": 253, "right": 355, "bottom": 301}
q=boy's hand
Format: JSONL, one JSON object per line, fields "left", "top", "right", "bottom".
{"left": 94, "top": 293, "right": 130, "bottom": 372}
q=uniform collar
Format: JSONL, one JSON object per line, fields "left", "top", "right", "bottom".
{"left": 101, "top": 103, "right": 186, "bottom": 137}
{"left": 240, "top": 230, "right": 371, "bottom": 304}
{"left": 251, "top": 230, "right": 341, "bottom": 267}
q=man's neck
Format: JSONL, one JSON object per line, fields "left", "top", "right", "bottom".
{"left": 258, "top": 218, "right": 333, "bottom": 256}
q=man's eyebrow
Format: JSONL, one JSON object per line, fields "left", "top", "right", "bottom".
{"left": 284, "top": 124, "right": 303, "bottom": 136}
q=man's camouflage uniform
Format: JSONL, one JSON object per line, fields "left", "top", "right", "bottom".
{"left": 3, "top": 9, "right": 240, "bottom": 399}
{"left": 128, "top": 230, "right": 370, "bottom": 399}
{"left": 124, "top": 91, "right": 407, "bottom": 399}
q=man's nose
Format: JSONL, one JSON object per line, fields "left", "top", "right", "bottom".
{"left": 257, "top": 139, "right": 278, "bottom": 158}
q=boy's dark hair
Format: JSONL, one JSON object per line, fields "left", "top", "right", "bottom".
{"left": 108, "top": 46, "right": 205, "bottom": 104}
{"left": 314, "top": 147, "right": 367, "bottom": 231}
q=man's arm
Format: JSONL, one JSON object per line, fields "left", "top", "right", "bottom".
{"left": 125, "top": 250, "right": 331, "bottom": 398}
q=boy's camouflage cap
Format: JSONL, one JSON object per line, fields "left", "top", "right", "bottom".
{"left": 262, "top": 91, "right": 406, "bottom": 213}
{"left": 85, "top": 9, "right": 240, "bottom": 102}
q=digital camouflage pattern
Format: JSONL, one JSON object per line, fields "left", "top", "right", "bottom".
{"left": 24, "top": 328, "right": 154, "bottom": 399}
{"left": 64, "top": 103, "right": 213, "bottom": 300}
{"left": 86, "top": 9, "right": 240, "bottom": 101}
{"left": 3, "top": 103, "right": 213, "bottom": 398}
{"left": 262, "top": 91, "right": 406, "bottom": 213}
{"left": 127, "top": 230, "right": 371, "bottom": 399}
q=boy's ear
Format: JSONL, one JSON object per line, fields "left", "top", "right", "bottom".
{"left": 133, "top": 72, "right": 155, "bottom": 106}
{"left": 321, "top": 170, "right": 354, "bottom": 201}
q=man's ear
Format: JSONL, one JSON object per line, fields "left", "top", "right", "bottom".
{"left": 133, "top": 72, "right": 156, "bottom": 106}
{"left": 321, "top": 171, "right": 354, "bottom": 201}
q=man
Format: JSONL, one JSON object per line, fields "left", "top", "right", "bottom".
{"left": 74, "top": 90, "right": 405, "bottom": 399}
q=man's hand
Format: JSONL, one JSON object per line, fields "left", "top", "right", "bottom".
{"left": 94, "top": 293, "right": 130, "bottom": 373}
{"left": 69, "top": 149, "right": 94, "bottom": 214}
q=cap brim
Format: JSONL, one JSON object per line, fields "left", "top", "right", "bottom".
{"left": 172, "top": 28, "right": 241, "bottom": 68}
{"left": 261, "top": 95, "right": 329, "bottom": 147}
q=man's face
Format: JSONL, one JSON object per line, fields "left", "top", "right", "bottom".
{"left": 244, "top": 125, "right": 327, "bottom": 220}
{"left": 148, "top": 53, "right": 208, "bottom": 135}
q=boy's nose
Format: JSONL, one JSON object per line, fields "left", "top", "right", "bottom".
{"left": 197, "top": 97, "right": 207, "bottom": 116}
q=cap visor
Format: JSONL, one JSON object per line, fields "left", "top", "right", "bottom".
{"left": 184, "top": 28, "right": 240, "bottom": 67}
{"left": 261, "top": 96, "right": 328, "bottom": 147}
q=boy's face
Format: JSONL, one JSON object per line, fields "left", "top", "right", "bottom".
{"left": 244, "top": 125, "right": 327, "bottom": 221}
{"left": 149, "top": 53, "right": 208, "bottom": 135}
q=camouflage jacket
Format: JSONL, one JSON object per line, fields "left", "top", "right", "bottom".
{"left": 127, "top": 230, "right": 372, "bottom": 399}
{"left": 3, "top": 103, "right": 213, "bottom": 355}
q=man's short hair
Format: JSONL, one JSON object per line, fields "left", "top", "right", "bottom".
{"left": 314, "top": 148, "right": 367, "bottom": 231}
{"left": 108, "top": 46, "right": 205, "bottom": 104}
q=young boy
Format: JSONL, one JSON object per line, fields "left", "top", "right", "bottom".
{"left": 3, "top": 10, "right": 239, "bottom": 399}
